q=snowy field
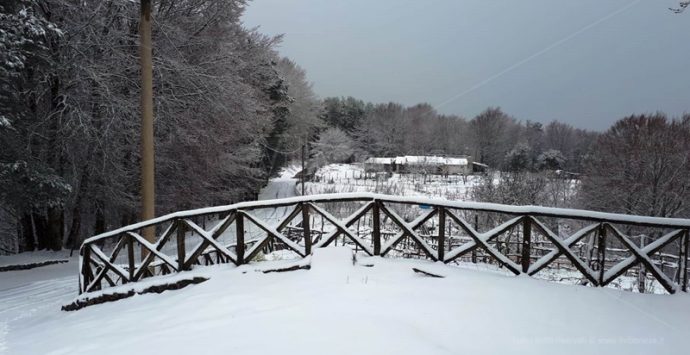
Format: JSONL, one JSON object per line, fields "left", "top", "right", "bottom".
{"left": 303, "top": 163, "right": 480, "bottom": 200}
{"left": 2, "top": 247, "right": 690, "bottom": 355}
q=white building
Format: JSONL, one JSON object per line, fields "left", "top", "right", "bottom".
{"left": 365, "top": 155, "right": 472, "bottom": 175}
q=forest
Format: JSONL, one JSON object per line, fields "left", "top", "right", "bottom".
{"left": 2, "top": 0, "right": 690, "bottom": 254}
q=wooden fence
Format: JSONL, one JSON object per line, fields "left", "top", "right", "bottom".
{"left": 78, "top": 193, "right": 690, "bottom": 295}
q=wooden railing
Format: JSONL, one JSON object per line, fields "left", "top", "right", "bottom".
{"left": 78, "top": 193, "right": 690, "bottom": 294}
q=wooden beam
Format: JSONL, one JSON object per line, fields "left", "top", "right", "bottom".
{"left": 372, "top": 201, "right": 381, "bottom": 255}
{"left": 529, "top": 217, "right": 598, "bottom": 286}
{"left": 597, "top": 224, "right": 607, "bottom": 286}
{"left": 80, "top": 247, "right": 92, "bottom": 294}
{"left": 241, "top": 210, "right": 306, "bottom": 257}
{"left": 682, "top": 230, "right": 689, "bottom": 292}
{"left": 183, "top": 212, "right": 237, "bottom": 269}
{"left": 380, "top": 208, "right": 437, "bottom": 256}
{"left": 127, "top": 234, "right": 135, "bottom": 281}
{"left": 443, "top": 212, "right": 522, "bottom": 271}
{"left": 438, "top": 207, "right": 446, "bottom": 262}
{"left": 244, "top": 206, "right": 301, "bottom": 262}
{"left": 176, "top": 220, "right": 187, "bottom": 271}
{"left": 521, "top": 217, "right": 531, "bottom": 273}
{"left": 309, "top": 202, "right": 373, "bottom": 255}
{"left": 236, "top": 213, "right": 245, "bottom": 264}
{"left": 131, "top": 229, "right": 176, "bottom": 281}
{"left": 302, "top": 203, "right": 312, "bottom": 255}
{"left": 182, "top": 219, "right": 237, "bottom": 265}
{"left": 604, "top": 224, "right": 677, "bottom": 293}
{"left": 379, "top": 204, "right": 437, "bottom": 262}
{"left": 527, "top": 223, "right": 598, "bottom": 276}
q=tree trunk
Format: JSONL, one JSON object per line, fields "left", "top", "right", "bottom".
{"left": 46, "top": 206, "right": 64, "bottom": 251}
{"left": 33, "top": 213, "right": 49, "bottom": 250}
{"left": 94, "top": 200, "right": 106, "bottom": 236}
{"left": 19, "top": 213, "right": 36, "bottom": 252}
{"left": 65, "top": 170, "right": 89, "bottom": 249}
{"left": 65, "top": 206, "right": 82, "bottom": 250}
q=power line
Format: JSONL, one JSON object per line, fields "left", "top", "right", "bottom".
{"left": 434, "top": 0, "right": 642, "bottom": 111}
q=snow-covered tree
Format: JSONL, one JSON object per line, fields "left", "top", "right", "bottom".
{"left": 504, "top": 143, "right": 533, "bottom": 172}
{"left": 320, "top": 97, "right": 370, "bottom": 134}
{"left": 354, "top": 102, "right": 405, "bottom": 156}
{"left": 277, "top": 57, "right": 324, "bottom": 145}
{"left": 537, "top": 149, "right": 566, "bottom": 171}
{"left": 0, "top": 0, "right": 67, "bottom": 251}
{"left": 311, "top": 128, "right": 358, "bottom": 167}
{"left": 0, "top": 0, "right": 61, "bottom": 131}
{"left": 0, "top": 0, "right": 305, "bottom": 251}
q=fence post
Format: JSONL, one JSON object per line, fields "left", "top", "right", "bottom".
{"left": 128, "top": 233, "right": 135, "bottom": 281}
{"left": 80, "top": 246, "right": 92, "bottom": 294}
{"left": 236, "top": 212, "right": 245, "bottom": 264}
{"left": 521, "top": 217, "right": 531, "bottom": 273}
{"left": 682, "top": 229, "right": 689, "bottom": 292}
{"left": 438, "top": 207, "right": 446, "bottom": 262}
{"left": 372, "top": 201, "right": 381, "bottom": 255}
{"left": 302, "top": 203, "right": 312, "bottom": 255}
{"left": 597, "top": 223, "right": 607, "bottom": 286}
{"left": 175, "top": 220, "right": 187, "bottom": 271}
{"left": 472, "top": 214, "right": 478, "bottom": 263}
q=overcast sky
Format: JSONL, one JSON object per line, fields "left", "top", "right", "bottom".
{"left": 243, "top": 0, "right": 690, "bottom": 130}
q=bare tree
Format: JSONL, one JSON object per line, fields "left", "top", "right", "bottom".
{"left": 580, "top": 114, "right": 690, "bottom": 218}
{"left": 469, "top": 107, "right": 518, "bottom": 167}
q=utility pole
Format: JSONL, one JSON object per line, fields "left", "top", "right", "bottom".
{"left": 300, "top": 143, "right": 306, "bottom": 195}
{"left": 139, "top": 0, "right": 155, "bottom": 248}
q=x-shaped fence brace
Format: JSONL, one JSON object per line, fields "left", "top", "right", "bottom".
{"left": 79, "top": 195, "right": 690, "bottom": 294}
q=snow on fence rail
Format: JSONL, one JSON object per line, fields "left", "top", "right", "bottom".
{"left": 78, "top": 193, "right": 690, "bottom": 294}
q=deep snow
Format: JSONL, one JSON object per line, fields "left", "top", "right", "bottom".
{"left": 2, "top": 248, "right": 690, "bottom": 355}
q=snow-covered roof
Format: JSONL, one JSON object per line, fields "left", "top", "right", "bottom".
{"left": 445, "top": 157, "right": 468, "bottom": 166}
{"left": 392, "top": 156, "right": 468, "bottom": 166}
{"left": 364, "top": 157, "right": 393, "bottom": 164}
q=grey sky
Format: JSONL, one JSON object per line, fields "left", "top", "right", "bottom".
{"left": 243, "top": 0, "right": 690, "bottom": 130}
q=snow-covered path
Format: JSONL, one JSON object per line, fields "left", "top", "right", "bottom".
{"left": 0, "top": 255, "right": 78, "bottom": 354}
{"left": 255, "top": 174, "right": 298, "bottom": 224}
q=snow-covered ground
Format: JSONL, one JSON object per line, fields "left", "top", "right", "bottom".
{"left": 0, "top": 176, "right": 302, "bottom": 355}
{"left": 0, "top": 252, "right": 78, "bottom": 354}
{"left": 2, "top": 247, "right": 689, "bottom": 355}
{"left": 0, "top": 250, "right": 72, "bottom": 267}
{"left": 303, "top": 163, "right": 480, "bottom": 200}
{"left": 2, "top": 169, "right": 689, "bottom": 354}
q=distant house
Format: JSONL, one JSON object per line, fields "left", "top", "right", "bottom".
{"left": 364, "top": 157, "right": 394, "bottom": 172}
{"left": 472, "top": 162, "right": 489, "bottom": 174}
{"left": 442, "top": 157, "right": 471, "bottom": 175}
{"left": 365, "top": 155, "right": 473, "bottom": 175}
